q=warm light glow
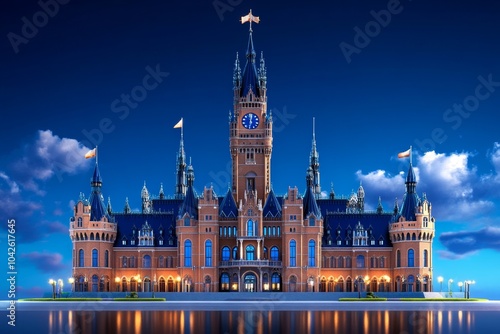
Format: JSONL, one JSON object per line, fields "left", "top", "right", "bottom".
{"left": 49, "top": 279, "right": 54, "bottom": 284}
{"left": 115, "top": 277, "right": 120, "bottom": 283}
{"left": 177, "top": 276, "right": 181, "bottom": 282}
{"left": 68, "top": 277, "right": 75, "bottom": 284}
{"left": 437, "top": 276, "right": 443, "bottom": 283}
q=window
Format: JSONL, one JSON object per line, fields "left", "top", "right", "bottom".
{"left": 247, "top": 220, "right": 254, "bottom": 236}
{"left": 158, "top": 256, "right": 165, "bottom": 268}
{"left": 271, "top": 273, "right": 280, "bottom": 291}
{"left": 205, "top": 240, "right": 212, "bottom": 267}
{"left": 356, "top": 254, "right": 365, "bottom": 268}
{"left": 380, "top": 256, "right": 385, "bottom": 268}
{"left": 309, "top": 216, "right": 315, "bottom": 226}
{"left": 184, "top": 240, "right": 192, "bottom": 267}
{"left": 246, "top": 177, "right": 255, "bottom": 191}
{"left": 308, "top": 240, "right": 316, "bottom": 266}
{"left": 289, "top": 240, "right": 296, "bottom": 267}
{"left": 92, "top": 249, "right": 98, "bottom": 267}
{"left": 130, "top": 256, "right": 136, "bottom": 268}
{"left": 104, "top": 250, "right": 109, "bottom": 267}
{"left": 396, "top": 250, "right": 401, "bottom": 267}
{"left": 423, "top": 249, "right": 428, "bottom": 267}
{"left": 423, "top": 217, "right": 428, "bottom": 227}
{"left": 78, "top": 249, "right": 84, "bottom": 267}
{"left": 222, "top": 246, "right": 230, "bottom": 261}
{"left": 77, "top": 217, "right": 82, "bottom": 227}
{"left": 122, "top": 256, "right": 127, "bottom": 268}
{"left": 232, "top": 246, "right": 238, "bottom": 260}
{"left": 277, "top": 226, "right": 280, "bottom": 236}
{"left": 263, "top": 227, "right": 267, "bottom": 236}
{"left": 184, "top": 216, "right": 190, "bottom": 227}
{"left": 270, "top": 246, "right": 279, "bottom": 261}
{"left": 246, "top": 245, "right": 255, "bottom": 260}
{"left": 408, "top": 249, "right": 414, "bottom": 267}
{"left": 143, "top": 255, "right": 151, "bottom": 268}
{"left": 221, "top": 273, "right": 230, "bottom": 291}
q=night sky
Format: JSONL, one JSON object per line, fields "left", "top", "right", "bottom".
{"left": 1, "top": 0, "right": 500, "bottom": 299}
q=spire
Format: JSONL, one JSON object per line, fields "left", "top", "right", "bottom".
{"left": 239, "top": 10, "right": 261, "bottom": 97}
{"left": 263, "top": 188, "right": 282, "bottom": 218}
{"left": 159, "top": 183, "right": 165, "bottom": 200}
{"left": 220, "top": 188, "right": 238, "bottom": 218}
{"left": 175, "top": 122, "right": 187, "bottom": 199}
{"left": 107, "top": 197, "right": 113, "bottom": 215}
{"left": 376, "top": 196, "right": 384, "bottom": 214}
{"left": 233, "top": 52, "right": 241, "bottom": 90}
{"left": 124, "top": 197, "right": 131, "bottom": 214}
{"left": 141, "top": 181, "right": 151, "bottom": 214}
{"left": 303, "top": 167, "right": 322, "bottom": 219}
{"left": 329, "top": 182, "right": 335, "bottom": 199}
{"left": 258, "top": 51, "right": 267, "bottom": 89}
{"left": 398, "top": 163, "right": 420, "bottom": 221}
{"left": 88, "top": 163, "right": 108, "bottom": 221}
{"left": 309, "top": 117, "right": 321, "bottom": 199}
{"left": 179, "top": 163, "right": 198, "bottom": 220}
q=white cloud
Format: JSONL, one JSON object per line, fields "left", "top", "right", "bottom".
{"left": 11, "top": 130, "right": 91, "bottom": 193}
{"left": 0, "top": 171, "right": 19, "bottom": 193}
{"left": 356, "top": 149, "right": 498, "bottom": 222}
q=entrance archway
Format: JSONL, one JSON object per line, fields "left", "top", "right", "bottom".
{"left": 244, "top": 273, "right": 257, "bottom": 292}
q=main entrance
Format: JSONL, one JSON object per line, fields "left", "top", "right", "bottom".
{"left": 244, "top": 273, "right": 257, "bottom": 292}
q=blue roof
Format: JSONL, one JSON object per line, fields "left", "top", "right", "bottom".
{"left": 219, "top": 189, "right": 238, "bottom": 218}
{"left": 322, "top": 212, "right": 393, "bottom": 248}
{"left": 240, "top": 32, "right": 260, "bottom": 97}
{"left": 303, "top": 186, "right": 321, "bottom": 218}
{"left": 397, "top": 164, "right": 420, "bottom": 221}
{"left": 263, "top": 189, "right": 282, "bottom": 218}
{"left": 178, "top": 184, "right": 198, "bottom": 219}
{"left": 88, "top": 164, "right": 108, "bottom": 221}
{"left": 113, "top": 212, "right": 177, "bottom": 248}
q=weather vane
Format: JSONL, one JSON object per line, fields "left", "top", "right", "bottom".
{"left": 240, "top": 9, "right": 260, "bottom": 32}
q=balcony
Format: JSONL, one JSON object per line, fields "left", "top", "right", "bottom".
{"left": 219, "top": 260, "right": 282, "bottom": 268}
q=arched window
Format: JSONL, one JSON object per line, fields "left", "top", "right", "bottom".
{"left": 408, "top": 249, "right": 415, "bottom": 267}
{"left": 92, "top": 249, "right": 98, "bottom": 267}
{"left": 263, "top": 247, "right": 268, "bottom": 259}
{"left": 423, "top": 217, "right": 428, "bottom": 227}
{"left": 184, "top": 240, "right": 192, "bottom": 267}
{"left": 271, "top": 273, "right": 281, "bottom": 291}
{"left": 90, "top": 233, "right": 94, "bottom": 240}
{"left": 356, "top": 254, "right": 365, "bottom": 268}
{"left": 92, "top": 274, "right": 98, "bottom": 292}
{"left": 270, "top": 246, "right": 279, "bottom": 261}
{"left": 78, "top": 249, "right": 84, "bottom": 267}
{"left": 247, "top": 219, "right": 254, "bottom": 236}
{"left": 396, "top": 250, "right": 401, "bottom": 267}
{"left": 158, "top": 256, "right": 165, "bottom": 268}
{"left": 184, "top": 216, "right": 190, "bottom": 227}
{"left": 77, "top": 217, "right": 82, "bottom": 227}
{"left": 220, "top": 273, "right": 230, "bottom": 291}
{"left": 222, "top": 246, "right": 230, "bottom": 261}
{"left": 143, "top": 255, "right": 151, "bottom": 268}
{"left": 246, "top": 245, "right": 255, "bottom": 260}
{"left": 205, "top": 240, "right": 212, "bottom": 267}
{"left": 289, "top": 240, "right": 296, "bottom": 267}
{"left": 423, "top": 249, "right": 428, "bottom": 267}
{"left": 104, "top": 250, "right": 109, "bottom": 268}
{"left": 308, "top": 240, "right": 316, "bottom": 267}
{"left": 232, "top": 246, "right": 238, "bottom": 260}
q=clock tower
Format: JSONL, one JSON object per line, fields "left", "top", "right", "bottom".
{"left": 230, "top": 11, "right": 271, "bottom": 203}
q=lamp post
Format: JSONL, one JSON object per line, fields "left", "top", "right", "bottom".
{"left": 68, "top": 277, "right": 75, "bottom": 293}
{"left": 437, "top": 276, "right": 443, "bottom": 293}
{"left": 58, "top": 279, "right": 63, "bottom": 298}
{"left": 177, "top": 276, "right": 181, "bottom": 292}
{"left": 49, "top": 279, "right": 56, "bottom": 299}
{"left": 448, "top": 279, "right": 453, "bottom": 297}
{"left": 458, "top": 281, "right": 463, "bottom": 296}
{"left": 152, "top": 275, "right": 156, "bottom": 298}
{"left": 115, "top": 277, "right": 120, "bottom": 292}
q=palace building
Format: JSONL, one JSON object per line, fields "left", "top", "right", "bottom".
{"left": 69, "top": 13, "right": 435, "bottom": 294}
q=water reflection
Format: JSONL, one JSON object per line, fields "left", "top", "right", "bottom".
{"left": 27, "top": 309, "right": 495, "bottom": 334}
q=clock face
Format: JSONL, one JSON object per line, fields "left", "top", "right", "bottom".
{"left": 242, "top": 113, "right": 260, "bottom": 129}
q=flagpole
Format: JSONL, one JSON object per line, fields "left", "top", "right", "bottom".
{"left": 96, "top": 146, "right": 98, "bottom": 165}
{"left": 181, "top": 118, "right": 183, "bottom": 142}
{"left": 409, "top": 146, "right": 412, "bottom": 165}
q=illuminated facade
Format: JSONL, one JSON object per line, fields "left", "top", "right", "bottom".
{"left": 69, "top": 16, "right": 435, "bottom": 294}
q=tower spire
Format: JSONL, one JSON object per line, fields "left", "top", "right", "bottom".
{"left": 309, "top": 117, "right": 321, "bottom": 198}
{"left": 174, "top": 118, "right": 187, "bottom": 199}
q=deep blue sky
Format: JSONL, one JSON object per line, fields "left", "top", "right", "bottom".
{"left": 1, "top": 0, "right": 500, "bottom": 299}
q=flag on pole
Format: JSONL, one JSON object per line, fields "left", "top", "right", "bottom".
{"left": 85, "top": 148, "right": 96, "bottom": 159}
{"left": 173, "top": 118, "right": 183, "bottom": 129}
{"left": 397, "top": 148, "right": 411, "bottom": 158}
{"left": 241, "top": 10, "right": 260, "bottom": 24}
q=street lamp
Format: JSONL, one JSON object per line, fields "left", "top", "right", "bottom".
{"left": 448, "top": 279, "right": 453, "bottom": 297}
{"left": 437, "top": 276, "right": 443, "bottom": 293}
{"left": 458, "top": 281, "right": 463, "bottom": 294}
{"left": 49, "top": 279, "right": 56, "bottom": 299}
{"left": 58, "top": 279, "right": 63, "bottom": 298}
{"left": 115, "top": 277, "right": 120, "bottom": 292}
{"left": 68, "top": 277, "right": 75, "bottom": 293}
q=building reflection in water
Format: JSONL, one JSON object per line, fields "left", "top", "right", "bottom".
{"left": 42, "top": 309, "right": 481, "bottom": 333}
